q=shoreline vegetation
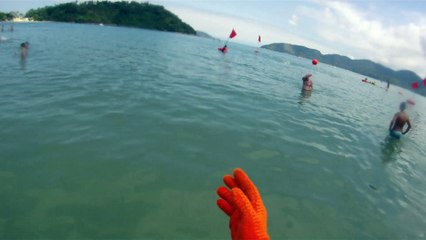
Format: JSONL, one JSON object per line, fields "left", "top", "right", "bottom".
{"left": 0, "top": 12, "right": 15, "bottom": 21}
{"left": 24, "top": 1, "right": 196, "bottom": 35}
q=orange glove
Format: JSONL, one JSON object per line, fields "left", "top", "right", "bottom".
{"left": 216, "top": 168, "right": 269, "bottom": 240}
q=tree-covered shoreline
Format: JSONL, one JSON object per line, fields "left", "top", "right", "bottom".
{"left": 25, "top": 1, "right": 196, "bottom": 34}
{"left": 0, "top": 12, "right": 16, "bottom": 21}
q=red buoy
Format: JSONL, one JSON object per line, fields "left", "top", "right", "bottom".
{"left": 312, "top": 59, "right": 318, "bottom": 65}
{"left": 218, "top": 46, "right": 228, "bottom": 53}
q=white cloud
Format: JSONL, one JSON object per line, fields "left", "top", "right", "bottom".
{"left": 165, "top": 1, "right": 426, "bottom": 77}
{"left": 289, "top": 14, "right": 298, "bottom": 26}
{"left": 421, "top": 37, "right": 426, "bottom": 58}
{"left": 168, "top": 5, "right": 334, "bottom": 53}
{"left": 294, "top": 1, "right": 426, "bottom": 76}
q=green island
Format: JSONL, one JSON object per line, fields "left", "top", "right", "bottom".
{"left": 24, "top": 1, "right": 196, "bottom": 35}
{"left": 0, "top": 12, "right": 15, "bottom": 21}
{"left": 262, "top": 43, "right": 426, "bottom": 96}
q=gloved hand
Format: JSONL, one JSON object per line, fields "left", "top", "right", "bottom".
{"left": 216, "top": 168, "right": 269, "bottom": 240}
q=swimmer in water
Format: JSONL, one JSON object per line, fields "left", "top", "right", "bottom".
{"left": 389, "top": 102, "right": 412, "bottom": 139}
{"left": 20, "top": 42, "right": 29, "bottom": 59}
{"left": 302, "top": 74, "right": 313, "bottom": 91}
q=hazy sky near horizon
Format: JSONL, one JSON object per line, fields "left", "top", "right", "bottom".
{"left": 2, "top": 0, "right": 426, "bottom": 77}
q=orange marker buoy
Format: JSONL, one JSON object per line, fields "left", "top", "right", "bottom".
{"left": 312, "top": 59, "right": 318, "bottom": 65}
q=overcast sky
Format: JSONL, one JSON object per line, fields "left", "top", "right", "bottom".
{"left": 3, "top": 0, "right": 426, "bottom": 77}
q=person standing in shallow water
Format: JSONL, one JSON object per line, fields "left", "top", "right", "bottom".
{"left": 20, "top": 42, "right": 29, "bottom": 60}
{"left": 302, "top": 74, "right": 313, "bottom": 91}
{"left": 389, "top": 102, "right": 412, "bottom": 139}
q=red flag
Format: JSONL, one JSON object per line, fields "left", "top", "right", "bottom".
{"left": 411, "top": 82, "right": 419, "bottom": 89}
{"left": 423, "top": 78, "right": 426, "bottom": 87}
{"left": 258, "top": 35, "right": 261, "bottom": 43}
{"left": 229, "top": 29, "right": 237, "bottom": 39}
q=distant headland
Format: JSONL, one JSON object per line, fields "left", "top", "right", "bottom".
{"left": 262, "top": 43, "right": 425, "bottom": 96}
{"left": 23, "top": 1, "right": 196, "bottom": 35}
{"left": 3, "top": 3, "right": 424, "bottom": 96}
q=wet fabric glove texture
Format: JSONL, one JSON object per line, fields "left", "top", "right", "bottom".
{"left": 216, "top": 168, "right": 269, "bottom": 240}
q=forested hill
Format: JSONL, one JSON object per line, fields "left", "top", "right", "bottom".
{"left": 262, "top": 43, "right": 426, "bottom": 96}
{"left": 0, "top": 11, "right": 14, "bottom": 21}
{"left": 25, "top": 1, "right": 196, "bottom": 34}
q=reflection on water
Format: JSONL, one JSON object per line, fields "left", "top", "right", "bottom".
{"left": 381, "top": 136, "right": 402, "bottom": 164}
{"left": 298, "top": 89, "right": 312, "bottom": 104}
{"left": 20, "top": 58, "right": 26, "bottom": 69}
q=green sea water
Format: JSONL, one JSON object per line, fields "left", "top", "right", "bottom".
{"left": 1, "top": 22, "right": 426, "bottom": 239}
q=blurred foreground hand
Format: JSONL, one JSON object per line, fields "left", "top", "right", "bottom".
{"left": 216, "top": 168, "right": 269, "bottom": 240}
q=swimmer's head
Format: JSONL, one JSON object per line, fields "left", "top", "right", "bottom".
{"left": 400, "top": 102, "right": 407, "bottom": 111}
{"left": 20, "top": 42, "right": 25, "bottom": 47}
{"left": 302, "top": 74, "right": 312, "bottom": 81}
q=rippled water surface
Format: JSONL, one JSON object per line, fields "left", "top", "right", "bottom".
{"left": 1, "top": 22, "right": 426, "bottom": 239}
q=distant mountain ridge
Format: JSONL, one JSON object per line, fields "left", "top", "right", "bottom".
{"left": 196, "top": 30, "right": 214, "bottom": 39}
{"left": 262, "top": 43, "right": 425, "bottom": 96}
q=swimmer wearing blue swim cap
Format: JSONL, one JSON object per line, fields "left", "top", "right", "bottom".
{"left": 388, "top": 102, "right": 411, "bottom": 139}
